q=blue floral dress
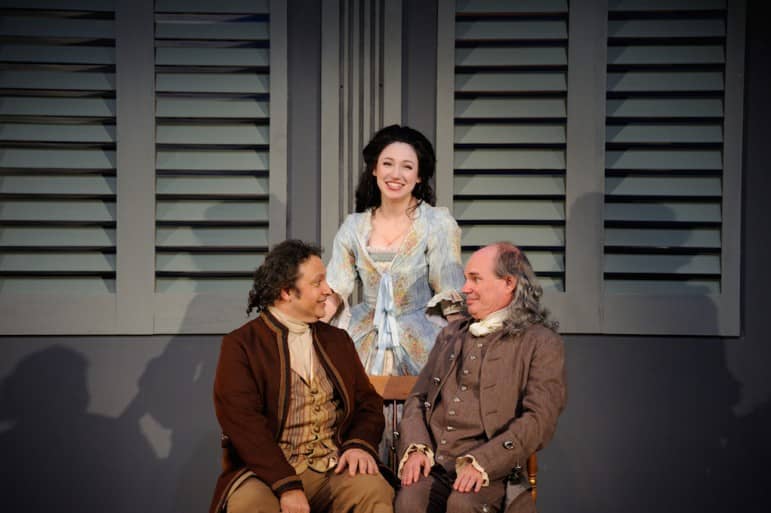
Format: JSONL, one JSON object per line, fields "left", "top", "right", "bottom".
{"left": 326, "top": 203, "right": 465, "bottom": 376}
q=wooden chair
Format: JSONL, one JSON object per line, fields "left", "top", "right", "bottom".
{"left": 369, "top": 375, "right": 538, "bottom": 502}
{"left": 369, "top": 375, "right": 417, "bottom": 471}
{"left": 527, "top": 451, "right": 538, "bottom": 502}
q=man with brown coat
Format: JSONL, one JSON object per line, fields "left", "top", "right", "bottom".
{"left": 209, "top": 240, "right": 394, "bottom": 513}
{"left": 395, "top": 243, "right": 567, "bottom": 513}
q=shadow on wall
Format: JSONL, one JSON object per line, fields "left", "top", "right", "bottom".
{"left": 125, "top": 316, "right": 222, "bottom": 513}
{"left": 0, "top": 297, "right": 223, "bottom": 513}
{"left": 538, "top": 193, "right": 771, "bottom": 513}
{"left": 0, "top": 345, "right": 159, "bottom": 513}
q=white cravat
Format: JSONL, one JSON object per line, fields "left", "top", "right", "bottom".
{"left": 468, "top": 307, "right": 509, "bottom": 337}
{"left": 268, "top": 307, "right": 314, "bottom": 382}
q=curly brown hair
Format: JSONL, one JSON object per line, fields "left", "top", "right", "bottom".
{"left": 246, "top": 240, "right": 322, "bottom": 315}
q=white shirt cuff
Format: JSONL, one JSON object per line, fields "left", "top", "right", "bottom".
{"left": 397, "top": 443, "right": 435, "bottom": 478}
{"left": 455, "top": 455, "right": 490, "bottom": 487}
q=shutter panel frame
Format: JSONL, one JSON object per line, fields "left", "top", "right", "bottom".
{"left": 0, "top": 0, "right": 123, "bottom": 334}
{"left": 151, "top": 0, "right": 287, "bottom": 334}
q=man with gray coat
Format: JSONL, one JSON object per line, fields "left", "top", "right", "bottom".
{"left": 395, "top": 242, "right": 567, "bottom": 513}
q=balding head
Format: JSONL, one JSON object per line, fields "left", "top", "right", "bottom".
{"left": 461, "top": 244, "right": 518, "bottom": 320}
{"left": 462, "top": 242, "right": 558, "bottom": 332}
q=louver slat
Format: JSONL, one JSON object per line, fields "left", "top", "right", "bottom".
{"left": 454, "top": 4, "right": 569, "bottom": 290}
{"left": 154, "top": 1, "right": 271, "bottom": 292}
{"left": 604, "top": 1, "right": 727, "bottom": 294}
{"left": 0, "top": 3, "right": 117, "bottom": 294}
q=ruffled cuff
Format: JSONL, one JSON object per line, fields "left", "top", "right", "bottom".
{"left": 329, "top": 292, "right": 352, "bottom": 330}
{"left": 397, "top": 443, "right": 435, "bottom": 478}
{"left": 426, "top": 290, "right": 464, "bottom": 317}
{"left": 455, "top": 455, "right": 490, "bottom": 487}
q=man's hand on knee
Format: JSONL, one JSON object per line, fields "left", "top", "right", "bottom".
{"left": 279, "top": 489, "right": 310, "bottom": 513}
{"left": 335, "top": 448, "right": 378, "bottom": 476}
{"left": 452, "top": 464, "right": 484, "bottom": 493}
{"left": 401, "top": 451, "right": 431, "bottom": 487}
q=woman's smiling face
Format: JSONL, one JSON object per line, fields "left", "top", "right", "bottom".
{"left": 372, "top": 142, "right": 421, "bottom": 203}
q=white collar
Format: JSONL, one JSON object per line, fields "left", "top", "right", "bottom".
{"left": 468, "top": 307, "right": 509, "bottom": 337}
{"left": 268, "top": 307, "right": 310, "bottom": 335}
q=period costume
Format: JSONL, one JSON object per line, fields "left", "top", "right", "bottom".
{"left": 209, "top": 310, "right": 391, "bottom": 513}
{"left": 395, "top": 316, "right": 567, "bottom": 513}
{"left": 326, "top": 202, "right": 465, "bottom": 376}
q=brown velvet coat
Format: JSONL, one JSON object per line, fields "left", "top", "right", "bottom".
{"left": 209, "top": 311, "right": 385, "bottom": 513}
{"left": 397, "top": 318, "right": 567, "bottom": 513}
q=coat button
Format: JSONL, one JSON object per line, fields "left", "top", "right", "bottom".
{"left": 432, "top": 377, "right": 441, "bottom": 385}
{"left": 503, "top": 440, "right": 514, "bottom": 450}
{"left": 481, "top": 505, "right": 489, "bottom": 513}
{"left": 423, "top": 401, "right": 431, "bottom": 409}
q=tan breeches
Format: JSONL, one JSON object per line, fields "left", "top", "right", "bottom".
{"left": 227, "top": 469, "right": 394, "bottom": 513}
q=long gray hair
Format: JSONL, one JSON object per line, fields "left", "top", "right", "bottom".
{"left": 493, "top": 242, "right": 559, "bottom": 335}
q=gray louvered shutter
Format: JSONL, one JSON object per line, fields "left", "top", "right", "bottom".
{"left": 154, "top": 0, "right": 272, "bottom": 296}
{"left": 598, "top": 0, "right": 744, "bottom": 335}
{"left": 0, "top": 2, "right": 117, "bottom": 295}
{"left": 451, "top": 0, "right": 569, "bottom": 292}
{"left": 439, "top": 0, "right": 743, "bottom": 334}
{"left": 604, "top": 0, "right": 726, "bottom": 295}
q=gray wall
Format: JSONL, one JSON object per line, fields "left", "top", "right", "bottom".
{"left": 1, "top": 1, "right": 769, "bottom": 512}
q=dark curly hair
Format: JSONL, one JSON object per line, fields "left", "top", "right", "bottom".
{"left": 246, "top": 239, "right": 322, "bottom": 315}
{"left": 354, "top": 124, "right": 436, "bottom": 213}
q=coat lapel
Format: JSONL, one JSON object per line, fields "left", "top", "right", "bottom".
{"left": 311, "top": 324, "right": 350, "bottom": 419}
{"left": 261, "top": 311, "right": 291, "bottom": 439}
{"left": 428, "top": 330, "right": 465, "bottom": 406}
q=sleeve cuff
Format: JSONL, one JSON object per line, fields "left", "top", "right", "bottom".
{"left": 426, "top": 290, "right": 464, "bottom": 317}
{"left": 397, "top": 443, "right": 435, "bottom": 478}
{"left": 271, "top": 474, "right": 304, "bottom": 496}
{"left": 329, "top": 292, "right": 352, "bottom": 330}
{"left": 455, "top": 455, "right": 490, "bottom": 487}
{"left": 341, "top": 438, "right": 379, "bottom": 460}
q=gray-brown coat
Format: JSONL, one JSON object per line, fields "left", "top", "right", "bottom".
{"left": 397, "top": 318, "right": 567, "bottom": 512}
